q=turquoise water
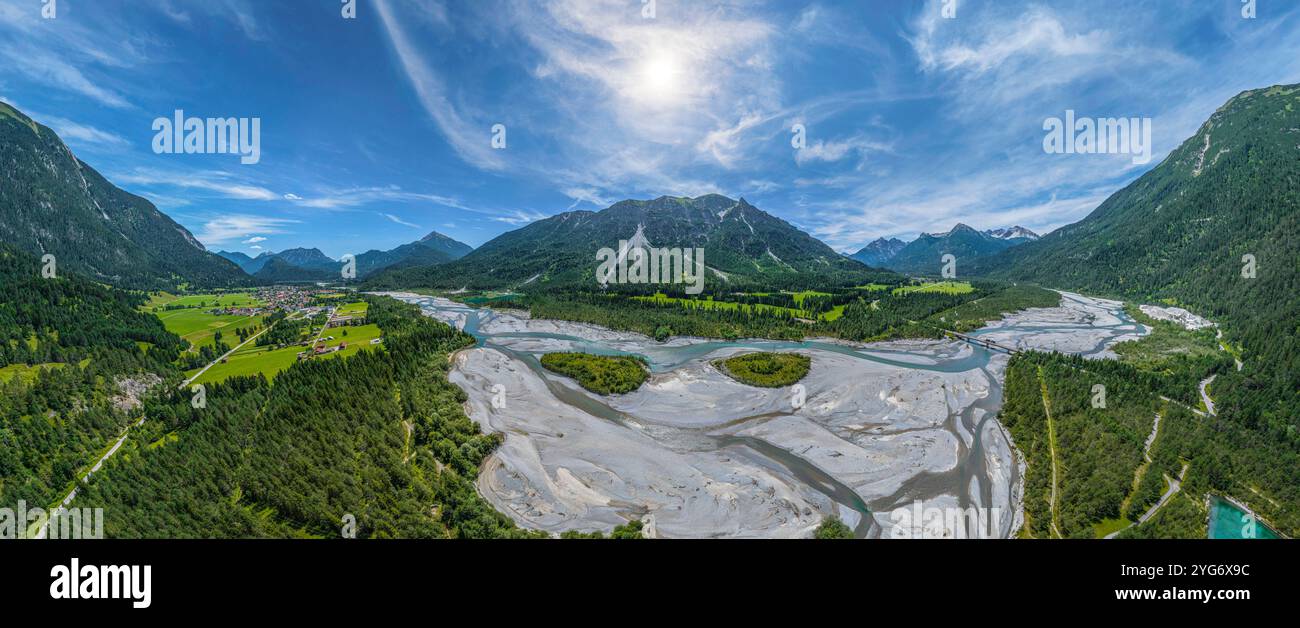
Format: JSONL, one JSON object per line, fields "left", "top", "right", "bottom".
{"left": 1207, "top": 495, "right": 1281, "bottom": 539}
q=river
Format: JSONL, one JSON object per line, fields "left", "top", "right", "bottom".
{"left": 379, "top": 291, "right": 1145, "bottom": 539}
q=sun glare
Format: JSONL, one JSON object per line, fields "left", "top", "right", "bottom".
{"left": 636, "top": 51, "right": 685, "bottom": 105}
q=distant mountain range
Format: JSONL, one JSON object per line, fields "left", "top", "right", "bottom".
{"left": 849, "top": 237, "right": 906, "bottom": 267}
{"left": 0, "top": 101, "right": 250, "bottom": 290}
{"left": 216, "top": 231, "right": 473, "bottom": 282}
{"left": 365, "top": 195, "right": 891, "bottom": 291}
{"left": 858, "top": 224, "right": 1039, "bottom": 275}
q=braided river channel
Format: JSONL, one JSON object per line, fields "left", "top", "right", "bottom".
{"left": 381, "top": 291, "right": 1146, "bottom": 538}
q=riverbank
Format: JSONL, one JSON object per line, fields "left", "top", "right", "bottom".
{"left": 391, "top": 290, "right": 1144, "bottom": 538}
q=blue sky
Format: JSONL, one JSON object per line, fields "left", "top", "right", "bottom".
{"left": 2, "top": 0, "right": 1298, "bottom": 258}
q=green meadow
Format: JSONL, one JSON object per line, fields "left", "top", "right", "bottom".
{"left": 891, "top": 281, "right": 974, "bottom": 296}
{"left": 187, "top": 323, "right": 383, "bottom": 386}
{"left": 335, "top": 301, "right": 369, "bottom": 316}
{"left": 0, "top": 362, "right": 67, "bottom": 384}
{"left": 147, "top": 291, "right": 263, "bottom": 310}
{"left": 156, "top": 308, "right": 265, "bottom": 352}
{"left": 632, "top": 292, "right": 845, "bottom": 322}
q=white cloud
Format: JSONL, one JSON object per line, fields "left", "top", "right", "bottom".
{"left": 31, "top": 114, "right": 129, "bottom": 147}
{"left": 795, "top": 136, "right": 893, "bottom": 166}
{"left": 195, "top": 215, "right": 298, "bottom": 246}
{"left": 243, "top": 236, "right": 267, "bottom": 244}
{"left": 381, "top": 212, "right": 422, "bottom": 229}
{"left": 493, "top": 209, "right": 549, "bottom": 226}
{"left": 115, "top": 169, "right": 280, "bottom": 201}
{"left": 373, "top": 0, "right": 505, "bottom": 171}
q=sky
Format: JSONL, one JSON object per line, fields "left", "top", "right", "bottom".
{"left": 2, "top": 0, "right": 1299, "bottom": 258}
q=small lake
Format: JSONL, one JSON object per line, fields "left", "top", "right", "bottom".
{"left": 1207, "top": 495, "right": 1280, "bottom": 539}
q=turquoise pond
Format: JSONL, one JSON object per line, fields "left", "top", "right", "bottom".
{"left": 1207, "top": 496, "right": 1281, "bottom": 539}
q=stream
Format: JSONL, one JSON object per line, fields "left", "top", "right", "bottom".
{"left": 384, "top": 291, "right": 1144, "bottom": 539}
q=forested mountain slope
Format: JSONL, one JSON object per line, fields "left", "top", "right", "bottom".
{"left": 980, "top": 84, "right": 1300, "bottom": 534}
{"left": 0, "top": 244, "right": 184, "bottom": 513}
{"left": 886, "top": 223, "right": 1034, "bottom": 275}
{"left": 364, "top": 195, "right": 890, "bottom": 291}
{"left": 980, "top": 84, "right": 1300, "bottom": 436}
{"left": 0, "top": 101, "right": 250, "bottom": 290}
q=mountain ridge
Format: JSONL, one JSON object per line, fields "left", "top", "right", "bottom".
{"left": 884, "top": 223, "right": 1036, "bottom": 274}
{"left": 364, "top": 195, "right": 891, "bottom": 291}
{"left": 0, "top": 101, "right": 251, "bottom": 290}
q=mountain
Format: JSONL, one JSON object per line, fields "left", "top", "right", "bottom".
{"left": 216, "top": 248, "right": 336, "bottom": 277}
{"left": 270, "top": 247, "right": 337, "bottom": 272}
{"left": 0, "top": 101, "right": 250, "bottom": 290}
{"left": 849, "top": 237, "right": 907, "bottom": 267}
{"left": 253, "top": 257, "right": 335, "bottom": 283}
{"left": 885, "top": 223, "right": 1029, "bottom": 275}
{"left": 354, "top": 230, "right": 473, "bottom": 277}
{"left": 216, "top": 250, "right": 255, "bottom": 268}
{"left": 415, "top": 230, "right": 473, "bottom": 260}
{"left": 985, "top": 226, "right": 1040, "bottom": 241}
{"left": 364, "top": 195, "right": 889, "bottom": 291}
{"left": 977, "top": 84, "right": 1300, "bottom": 420}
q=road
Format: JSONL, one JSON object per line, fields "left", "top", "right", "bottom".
{"left": 1199, "top": 374, "right": 1217, "bottom": 416}
{"left": 33, "top": 315, "right": 289, "bottom": 537}
{"left": 1138, "top": 463, "right": 1190, "bottom": 524}
{"left": 181, "top": 317, "right": 283, "bottom": 389}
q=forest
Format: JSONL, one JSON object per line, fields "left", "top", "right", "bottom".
{"left": 540, "top": 352, "right": 649, "bottom": 395}
{"left": 713, "top": 352, "right": 811, "bottom": 388}
{"left": 523, "top": 283, "right": 1060, "bottom": 344}
{"left": 1003, "top": 349, "right": 1299, "bottom": 538}
{"left": 74, "top": 295, "right": 546, "bottom": 538}
{"left": 0, "top": 245, "right": 184, "bottom": 512}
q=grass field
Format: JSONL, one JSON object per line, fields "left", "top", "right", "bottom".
{"left": 788, "top": 290, "right": 832, "bottom": 306}
{"left": 187, "top": 323, "right": 383, "bottom": 386}
{"left": 0, "top": 362, "right": 67, "bottom": 384}
{"left": 156, "top": 309, "right": 265, "bottom": 352}
{"left": 892, "top": 281, "right": 974, "bottom": 296}
{"left": 147, "top": 291, "right": 263, "bottom": 310}
{"left": 335, "top": 301, "right": 369, "bottom": 316}
{"left": 632, "top": 293, "right": 844, "bottom": 322}
{"left": 1092, "top": 517, "right": 1133, "bottom": 538}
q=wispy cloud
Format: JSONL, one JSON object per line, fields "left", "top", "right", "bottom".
{"left": 381, "top": 212, "right": 422, "bottom": 229}
{"left": 115, "top": 169, "right": 280, "bottom": 201}
{"left": 374, "top": 0, "right": 504, "bottom": 171}
{"left": 493, "top": 209, "right": 549, "bottom": 226}
{"left": 195, "top": 214, "right": 298, "bottom": 246}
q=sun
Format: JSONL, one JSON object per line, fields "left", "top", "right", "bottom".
{"left": 635, "top": 51, "right": 685, "bottom": 106}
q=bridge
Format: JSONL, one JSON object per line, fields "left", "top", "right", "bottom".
{"left": 944, "top": 330, "right": 1020, "bottom": 355}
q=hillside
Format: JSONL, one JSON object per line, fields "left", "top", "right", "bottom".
{"left": 353, "top": 230, "right": 472, "bottom": 277}
{"left": 365, "top": 195, "right": 891, "bottom": 292}
{"left": 978, "top": 84, "right": 1300, "bottom": 532}
{"left": 849, "top": 237, "right": 906, "bottom": 267}
{"left": 886, "top": 223, "right": 1036, "bottom": 275}
{"left": 0, "top": 101, "right": 251, "bottom": 290}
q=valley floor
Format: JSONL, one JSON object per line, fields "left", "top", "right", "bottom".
{"left": 382, "top": 291, "right": 1144, "bottom": 538}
